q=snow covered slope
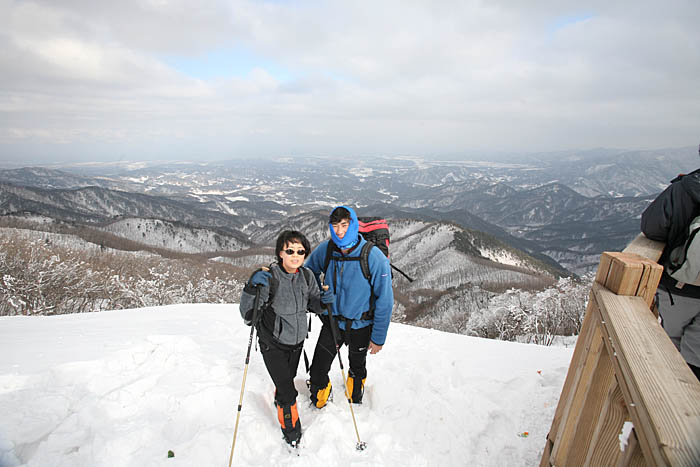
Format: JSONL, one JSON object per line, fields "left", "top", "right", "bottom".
{"left": 0, "top": 305, "right": 573, "bottom": 466}
{"left": 99, "top": 218, "right": 249, "bottom": 253}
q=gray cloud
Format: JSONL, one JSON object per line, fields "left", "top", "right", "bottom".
{"left": 0, "top": 0, "right": 698, "bottom": 163}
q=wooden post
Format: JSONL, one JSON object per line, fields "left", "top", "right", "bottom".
{"left": 562, "top": 337, "right": 616, "bottom": 466}
{"left": 594, "top": 252, "right": 663, "bottom": 308}
{"left": 542, "top": 248, "right": 671, "bottom": 467}
{"left": 594, "top": 285, "right": 700, "bottom": 466}
{"left": 542, "top": 298, "right": 600, "bottom": 467}
{"left": 585, "top": 382, "right": 628, "bottom": 466}
{"left": 550, "top": 322, "right": 606, "bottom": 465}
{"left": 542, "top": 239, "right": 700, "bottom": 467}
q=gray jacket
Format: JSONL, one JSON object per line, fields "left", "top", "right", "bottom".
{"left": 240, "top": 263, "right": 322, "bottom": 346}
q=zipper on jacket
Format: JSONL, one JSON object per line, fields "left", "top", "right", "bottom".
{"left": 293, "top": 273, "right": 301, "bottom": 343}
{"left": 336, "top": 262, "right": 343, "bottom": 323}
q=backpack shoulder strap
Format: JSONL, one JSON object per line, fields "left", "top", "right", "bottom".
{"left": 359, "top": 242, "right": 372, "bottom": 282}
{"left": 300, "top": 266, "right": 314, "bottom": 287}
{"left": 322, "top": 241, "right": 335, "bottom": 276}
{"left": 266, "top": 263, "right": 279, "bottom": 302}
{"left": 269, "top": 264, "right": 316, "bottom": 297}
{"left": 324, "top": 240, "right": 372, "bottom": 284}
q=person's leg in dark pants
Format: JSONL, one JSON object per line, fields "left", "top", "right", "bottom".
{"left": 309, "top": 317, "right": 344, "bottom": 408}
{"left": 346, "top": 325, "right": 371, "bottom": 403}
{"left": 260, "top": 341, "right": 303, "bottom": 444}
{"left": 288, "top": 345, "right": 302, "bottom": 381}
{"left": 260, "top": 342, "right": 301, "bottom": 405}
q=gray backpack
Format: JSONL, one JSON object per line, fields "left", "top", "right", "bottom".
{"left": 667, "top": 215, "right": 700, "bottom": 288}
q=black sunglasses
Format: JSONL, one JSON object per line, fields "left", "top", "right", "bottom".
{"left": 283, "top": 248, "right": 306, "bottom": 256}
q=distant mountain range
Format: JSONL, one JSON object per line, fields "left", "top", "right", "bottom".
{"left": 1, "top": 146, "right": 697, "bottom": 274}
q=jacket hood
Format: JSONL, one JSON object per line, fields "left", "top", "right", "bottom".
{"left": 329, "top": 205, "right": 359, "bottom": 249}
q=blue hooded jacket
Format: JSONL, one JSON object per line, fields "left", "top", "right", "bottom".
{"left": 305, "top": 207, "right": 394, "bottom": 345}
{"left": 329, "top": 205, "right": 360, "bottom": 249}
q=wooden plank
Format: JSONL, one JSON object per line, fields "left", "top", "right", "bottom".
{"left": 543, "top": 249, "right": 660, "bottom": 466}
{"left": 552, "top": 312, "right": 606, "bottom": 466}
{"left": 540, "top": 438, "right": 553, "bottom": 467}
{"left": 595, "top": 251, "right": 615, "bottom": 287}
{"left": 596, "top": 252, "right": 644, "bottom": 296}
{"left": 627, "top": 444, "right": 647, "bottom": 467}
{"left": 594, "top": 283, "right": 700, "bottom": 466}
{"left": 595, "top": 252, "right": 663, "bottom": 308}
{"left": 545, "top": 297, "right": 598, "bottom": 450}
{"left": 623, "top": 233, "right": 665, "bottom": 263}
{"left": 542, "top": 241, "right": 668, "bottom": 467}
{"left": 564, "top": 341, "right": 616, "bottom": 466}
{"left": 636, "top": 260, "right": 662, "bottom": 309}
{"left": 586, "top": 381, "right": 628, "bottom": 466}
{"left": 617, "top": 429, "right": 644, "bottom": 467}
{"left": 592, "top": 287, "right": 655, "bottom": 465}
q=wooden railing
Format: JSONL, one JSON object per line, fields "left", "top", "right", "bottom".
{"left": 540, "top": 234, "right": 700, "bottom": 466}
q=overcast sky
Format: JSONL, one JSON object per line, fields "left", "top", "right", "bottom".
{"left": 1, "top": 0, "right": 699, "bottom": 164}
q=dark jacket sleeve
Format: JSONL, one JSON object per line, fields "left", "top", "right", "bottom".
{"left": 645, "top": 170, "right": 700, "bottom": 298}
{"left": 641, "top": 171, "right": 700, "bottom": 298}
{"left": 641, "top": 184, "right": 674, "bottom": 242}
{"left": 642, "top": 175, "right": 700, "bottom": 250}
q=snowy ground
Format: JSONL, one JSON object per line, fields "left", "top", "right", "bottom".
{"left": 0, "top": 305, "right": 573, "bottom": 467}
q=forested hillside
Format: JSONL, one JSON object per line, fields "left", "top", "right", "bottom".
{"left": 2, "top": 149, "right": 679, "bottom": 343}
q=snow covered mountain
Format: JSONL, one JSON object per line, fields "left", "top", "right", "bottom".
{"left": 98, "top": 218, "right": 250, "bottom": 254}
{"left": 0, "top": 304, "right": 573, "bottom": 467}
{"left": 0, "top": 183, "right": 253, "bottom": 235}
{"left": 3, "top": 146, "right": 695, "bottom": 273}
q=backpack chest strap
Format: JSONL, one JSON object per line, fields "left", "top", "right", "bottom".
{"left": 335, "top": 310, "right": 374, "bottom": 323}
{"left": 323, "top": 241, "right": 373, "bottom": 282}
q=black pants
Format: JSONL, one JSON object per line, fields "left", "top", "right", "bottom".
{"left": 259, "top": 338, "right": 303, "bottom": 406}
{"left": 309, "top": 315, "right": 371, "bottom": 388}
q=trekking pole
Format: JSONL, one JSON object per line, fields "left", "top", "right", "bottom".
{"left": 390, "top": 263, "right": 414, "bottom": 282}
{"left": 321, "top": 276, "right": 367, "bottom": 451}
{"left": 228, "top": 279, "right": 264, "bottom": 466}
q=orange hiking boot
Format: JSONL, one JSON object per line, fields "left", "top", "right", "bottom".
{"left": 276, "top": 401, "right": 302, "bottom": 446}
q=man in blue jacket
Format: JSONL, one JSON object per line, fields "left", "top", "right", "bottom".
{"left": 305, "top": 206, "right": 394, "bottom": 408}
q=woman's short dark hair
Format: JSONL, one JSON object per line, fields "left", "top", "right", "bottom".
{"left": 275, "top": 230, "right": 311, "bottom": 263}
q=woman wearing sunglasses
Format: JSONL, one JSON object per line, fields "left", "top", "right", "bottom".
{"left": 239, "top": 230, "right": 335, "bottom": 447}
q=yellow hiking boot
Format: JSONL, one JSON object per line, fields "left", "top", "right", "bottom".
{"left": 310, "top": 381, "right": 332, "bottom": 408}
{"left": 346, "top": 375, "right": 366, "bottom": 404}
